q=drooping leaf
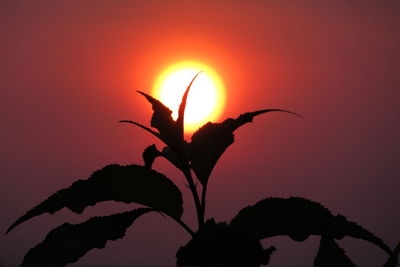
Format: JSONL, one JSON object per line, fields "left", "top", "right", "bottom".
{"left": 383, "top": 241, "right": 400, "bottom": 267}
{"left": 21, "top": 208, "right": 152, "bottom": 267}
{"left": 7, "top": 164, "right": 183, "bottom": 234}
{"left": 313, "top": 236, "right": 356, "bottom": 267}
{"left": 229, "top": 197, "right": 391, "bottom": 254}
{"left": 176, "top": 219, "right": 276, "bottom": 266}
{"left": 188, "top": 109, "right": 301, "bottom": 185}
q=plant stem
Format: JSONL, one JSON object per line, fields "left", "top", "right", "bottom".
{"left": 173, "top": 217, "right": 195, "bottom": 236}
{"left": 200, "top": 182, "right": 207, "bottom": 222}
{"left": 183, "top": 168, "right": 204, "bottom": 228}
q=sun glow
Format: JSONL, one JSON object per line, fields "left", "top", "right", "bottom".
{"left": 153, "top": 61, "right": 226, "bottom": 133}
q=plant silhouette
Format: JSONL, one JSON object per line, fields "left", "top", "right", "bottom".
{"left": 6, "top": 75, "right": 400, "bottom": 266}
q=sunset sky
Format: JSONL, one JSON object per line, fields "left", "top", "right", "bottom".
{"left": 1, "top": 1, "right": 399, "bottom": 266}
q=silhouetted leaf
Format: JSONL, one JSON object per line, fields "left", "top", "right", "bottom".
{"left": 137, "top": 90, "right": 179, "bottom": 146}
{"left": 21, "top": 208, "right": 152, "bottom": 267}
{"left": 176, "top": 72, "right": 201, "bottom": 133}
{"left": 176, "top": 219, "right": 275, "bottom": 266}
{"left": 160, "top": 146, "right": 185, "bottom": 171}
{"left": 383, "top": 241, "right": 400, "bottom": 267}
{"left": 122, "top": 74, "right": 199, "bottom": 164}
{"left": 143, "top": 144, "right": 161, "bottom": 168}
{"left": 142, "top": 144, "right": 184, "bottom": 171}
{"left": 229, "top": 197, "right": 391, "bottom": 254}
{"left": 119, "top": 120, "right": 161, "bottom": 139}
{"left": 188, "top": 109, "right": 301, "bottom": 185}
{"left": 7, "top": 164, "right": 183, "bottom": 233}
{"left": 313, "top": 237, "right": 356, "bottom": 267}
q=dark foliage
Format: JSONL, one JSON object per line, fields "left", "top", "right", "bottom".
{"left": 6, "top": 75, "right": 398, "bottom": 266}
{"left": 142, "top": 144, "right": 184, "bottom": 171}
{"left": 229, "top": 197, "right": 391, "bottom": 254}
{"left": 176, "top": 219, "right": 276, "bottom": 266}
{"left": 142, "top": 144, "right": 161, "bottom": 168}
{"left": 121, "top": 73, "right": 199, "bottom": 166}
{"left": 7, "top": 164, "right": 183, "bottom": 234}
{"left": 187, "top": 109, "right": 301, "bottom": 186}
{"left": 21, "top": 208, "right": 152, "bottom": 267}
{"left": 137, "top": 90, "right": 182, "bottom": 152}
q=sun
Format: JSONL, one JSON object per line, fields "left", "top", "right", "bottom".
{"left": 153, "top": 61, "right": 226, "bottom": 133}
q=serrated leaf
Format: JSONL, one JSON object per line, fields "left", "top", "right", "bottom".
{"left": 229, "top": 197, "right": 391, "bottom": 254}
{"left": 7, "top": 164, "right": 183, "bottom": 234}
{"left": 313, "top": 237, "right": 356, "bottom": 267}
{"left": 21, "top": 208, "right": 152, "bottom": 267}
{"left": 383, "top": 241, "right": 400, "bottom": 267}
{"left": 137, "top": 90, "right": 179, "bottom": 146}
{"left": 188, "top": 109, "right": 301, "bottom": 185}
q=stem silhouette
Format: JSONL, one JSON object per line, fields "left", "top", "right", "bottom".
{"left": 5, "top": 75, "right": 398, "bottom": 267}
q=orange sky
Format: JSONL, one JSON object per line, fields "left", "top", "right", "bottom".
{"left": 1, "top": 1, "right": 399, "bottom": 266}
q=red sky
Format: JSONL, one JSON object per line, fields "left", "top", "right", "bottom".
{"left": 1, "top": 1, "right": 399, "bottom": 266}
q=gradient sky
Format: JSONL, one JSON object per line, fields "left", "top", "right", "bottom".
{"left": 1, "top": 1, "right": 399, "bottom": 266}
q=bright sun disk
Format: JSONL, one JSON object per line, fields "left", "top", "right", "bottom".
{"left": 153, "top": 61, "right": 225, "bottom": 133}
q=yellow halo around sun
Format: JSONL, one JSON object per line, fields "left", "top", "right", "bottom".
{"left": 153, "top": 61, "right": 226, "bottom": 133}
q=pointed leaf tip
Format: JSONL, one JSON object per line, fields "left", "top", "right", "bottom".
{"left": 119, "top": 120, "right": 161, "bottom": 139}
{"left": 229, "top": 197, "right": 391, "bottom": 254}
{"left": 136, "top": 90, "right": 174, "bottom": 118}
{"left": 177, "top": 72, "right": 202, "bottom": 126}
{"left": 6, "top": 164, "right": 183, "bottom": 234}
{"left": 135, "top": 90, "right": 187, "bottom": 163}
{"left": 187, "top": 108, "right": 300, "bottom": 185}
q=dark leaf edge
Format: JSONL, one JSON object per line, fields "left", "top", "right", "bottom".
{"left": 120, "top": 74, "right": 200, "bottom": 162}
{"left": 229, "top": 197, "right": 391, "bottom": 254}
{"left": 188, "top": 109, "right": 302, "bottom": 185}
{"left": 21, "top": 208, "right": 152, "bottom": 267}
{"left": 6, "top": 164, "right": 183, "bottom": 234}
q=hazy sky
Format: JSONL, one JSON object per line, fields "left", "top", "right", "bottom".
{"left": 1, "top": 1, "right": 399, "bottom": 266}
